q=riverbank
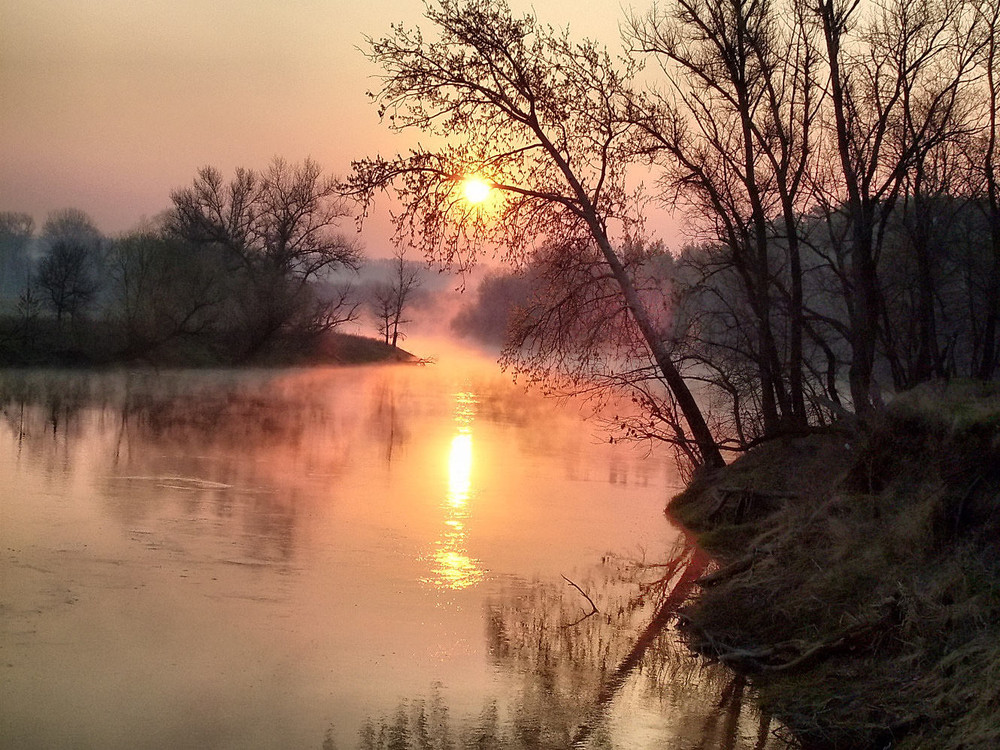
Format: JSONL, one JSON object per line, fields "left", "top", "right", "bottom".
{"left": 0, "top": 317, "right": 417, "bottom": 367}
{"left": 669, "top": 381, "right": 1000, "bottom": 749}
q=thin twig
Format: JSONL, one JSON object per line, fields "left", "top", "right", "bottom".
{"left": 561, "top": 575, "right": 599, "bottom": 627}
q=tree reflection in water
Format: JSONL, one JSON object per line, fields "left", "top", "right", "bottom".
{"left": 0, "top": 368, "right": 341, "bottom": 566}
{"left": 0, "top": 369, "right": 789, "bottom": 749}
{"left": 356, "top": 543, "right": 790, "bottom": 750}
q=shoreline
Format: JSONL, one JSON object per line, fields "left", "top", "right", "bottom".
{"left": 0, "top": 330, "right": 418, "bottom": 369}
{"left": 668, "top": 380, "right": 1000, "bottom": 749}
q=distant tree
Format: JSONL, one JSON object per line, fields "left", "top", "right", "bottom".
{"left": 0, "top": 212, "right": 34, "bottom": 298}
{"left": 16, "top": 280, "right": 41, "bottom": 348}
{"left": 41, "top": 208, "right": 101, "bottom": 249}
{"left": 169, "top": 158, "right": 362, "bottom": 359}
{"left": 36, "top": 240, "right": 99, "bottom": 325}
{"left": 370, "top": 251, "right": 421, "bottom": 348}
{"left": 105, "top": 230, "right": 227, "bottom": 360}
{"left": 451, "top": 270, "right": 532, "bottom": 345}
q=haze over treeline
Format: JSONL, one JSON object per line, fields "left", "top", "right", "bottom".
{"left": 0, "top": 158, "right": 448, "bottom": 366}
{"left": 2, "top": 0, "right": 998, "bottom": 472}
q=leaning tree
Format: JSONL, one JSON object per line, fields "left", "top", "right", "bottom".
{"left": 345, "top": 0, "right": 724, "bottom": 470}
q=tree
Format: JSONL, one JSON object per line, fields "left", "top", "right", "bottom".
{"left": 169, "top": 157, "right": 363, "bottom": 359}
{"left": 370, "top": 251, "right": 421, "bottom": 348}
{"left": 36, "top": 239, "right": 99, "bottom": 325}
{"left": 105, "top": 229, "right": 226, "bottom": 361}
{"left": 347, "top": 0, "right": 725, "bottom": 469}
{"left": 811, "top": 0, "right": 981, "bottom": 412}
{"left": 0, "top": 212, "right": 34, "bottom": 298}
{"left": 626, "top": 0, "right": 823, "bottom": 435}
{"left": 16, "top": 281, "right": 41, "bottom": 349}
{"left": 451, "top": 270, "right": 533, "bottom": 345}
{"left": 968, "top": 0, "right": 1000, "bottom": 379}
{"left": 35, "top": 209, "right": 104, "bottom": 326}
{"left": 41, "top": 208, "right": 101, "bottom": 249}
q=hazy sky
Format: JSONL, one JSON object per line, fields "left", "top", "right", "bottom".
{"left": 1, "top": 0, "right": 637, "bottom": 253}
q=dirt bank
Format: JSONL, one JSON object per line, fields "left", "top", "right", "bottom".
{"left": 669, "top": 381, "right": 1000, "bottom": 749}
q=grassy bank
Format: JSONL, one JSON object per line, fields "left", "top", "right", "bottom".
{"left": 670, "top": 381, "right": 1000, "bottom": 749}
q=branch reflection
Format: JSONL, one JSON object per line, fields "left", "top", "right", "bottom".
{"left": 359, "top": 544, "right": 791, "bottom": 749}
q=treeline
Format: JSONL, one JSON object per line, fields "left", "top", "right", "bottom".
{"left": 454, "top": 194, "right": 996, "bottom": 459}
{"left": 353, "top": 0, "right": 999, "bottom": 469}
{"left": 0, "top": 159, "right": 425, "bottom": 366}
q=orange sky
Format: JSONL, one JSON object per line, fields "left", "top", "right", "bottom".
{"left": 1, "top": 1, "right": 645, "bottom": 254}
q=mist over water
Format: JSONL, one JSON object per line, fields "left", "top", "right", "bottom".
{"left": 1, "top": 347, "right": 785, "bottom": 749}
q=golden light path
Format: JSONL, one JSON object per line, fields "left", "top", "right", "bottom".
{"left": 424, "top": 391, "right": 484, "bottom": 590}
{"left": 462, "top": 176, "right": 491, "bottom": 204}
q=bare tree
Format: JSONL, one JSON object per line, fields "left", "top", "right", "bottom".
{"left": 169, "top": 158, "right": 363, "bottom": 359}
{"left": 346, "top": 0, "right": 725, "bottom": 469}
{"left": 36, "top": 240, "right": 99, "bottom": 325}
{"left": 106, "top": 230, "right": 226, "bottom": 360}
{"left": 16, "top": 280, "right": 41, "bottom": 349}
{"left": 969, "top": 0, "right": 1000, "bottom": 379}
{"left": 370, "top": 251, "right": 421, "bottom": 348}
{"left": 41, "top": 208, "right": 101, "bottom": 249}
{"left": 811, "top": 0, "right": 981, "bottom": 411}
{"left": 627, "top": 0, "right": 823, "bottom": 436}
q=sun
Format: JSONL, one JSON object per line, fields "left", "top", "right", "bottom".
{"left": 462, "top": 176, "right": 492, "bottom": 204}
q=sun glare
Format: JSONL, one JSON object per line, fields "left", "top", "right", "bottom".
{"left": 462, "top": 177, "right": 491, "bottom": 204}
{"left": 447, "top": 433, "right": 473, "bottom": 506}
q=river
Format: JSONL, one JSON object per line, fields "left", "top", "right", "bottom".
{"left": 0, "top": 348, "right": 786, "bottom": 749}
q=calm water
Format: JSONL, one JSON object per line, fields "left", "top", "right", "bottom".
{"left": 0, "top": 349, "right": 786, "bottom": 749}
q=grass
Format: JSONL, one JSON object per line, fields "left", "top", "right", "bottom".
{"left": 669, "top": 381, "right": 1000, "bottom": 749}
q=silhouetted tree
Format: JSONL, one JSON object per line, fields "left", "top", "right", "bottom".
{"left": 627, "top": 0, "right": 822, "bottom": 434}
{"left": 370, "top": 251, "right": 421, "bottom": 347}
{"left": 347, "top": 0, "right": 725, "bottom": 469}
{"left": 969, "top": 0, "right": 1000, "bottom": 379}
{"left": 16, "top": 280, "right": 41, "bottom": 348}
{"left": 812, "top": 0, "right": 982, "bottom": 412}
{"left": 169, "top": 157, "right": 362, "bottom": 359}
{"left": 106, "top": 229, "right": 226, "bottom": 361}
{"left": 36, "top": 240, "right": 99, "bottom": 325}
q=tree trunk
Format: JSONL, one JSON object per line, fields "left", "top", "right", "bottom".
{"left": 818, "top": 0, "right": 877, "bottom": 416}
{"left": 595, "top": 231, "right": 725, "bottom": 470}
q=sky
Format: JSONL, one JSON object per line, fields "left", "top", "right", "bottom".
{"left": 1, "top": 0, "right": 643, "bottom": 255}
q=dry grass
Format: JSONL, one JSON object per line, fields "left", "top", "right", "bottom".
{"left": 670, "top": 381, "right": 1000, "bottom": 749}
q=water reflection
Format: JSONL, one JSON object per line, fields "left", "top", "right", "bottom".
{"left": 359, "top": 544, "right": 788, "bottom": 749}
{"left": 424, "top": 391, "right": 484, "bottom": 590}
{"left": 0, "top": 363, "right": 785, "bottom": 750}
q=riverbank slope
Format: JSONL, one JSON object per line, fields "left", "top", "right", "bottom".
{"left": 670, "top": 381, "right": 1000, "bottom": 749}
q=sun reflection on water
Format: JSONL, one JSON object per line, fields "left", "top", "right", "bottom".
{"left": 424, "top": 392, "right": 484, "bottom": 590}
{"left": 448, "top": 433, "right": 472, "bottom": 506}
